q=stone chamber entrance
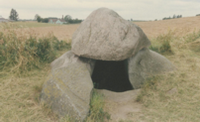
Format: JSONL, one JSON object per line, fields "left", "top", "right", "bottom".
{"left": 91, "top": 60, "right": 133, "bottom": 92}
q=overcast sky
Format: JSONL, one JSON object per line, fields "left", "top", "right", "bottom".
{"left": 1, "top": 0, "right": 200, "bottom": 20}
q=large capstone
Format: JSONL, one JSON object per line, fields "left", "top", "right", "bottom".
{"left": 72, "top": 7, "right": 151, "bottom": 61}
{"left": 40, "top": 51, "right": 95, "bottom": 121}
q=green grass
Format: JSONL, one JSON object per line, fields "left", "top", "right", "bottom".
{"left": 85, "top": 91, "right": 110, "bottom": 122}
{"left": 0, "top": 23, "right": 70, "bottom": 73}
{"left": 0, "top": 21, "right": 62, "bottom": 28}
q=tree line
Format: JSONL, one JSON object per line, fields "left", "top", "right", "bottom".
{"left": 35, "top": 14, "right": 82, "bottom": 24}
{"left": 63, "top": 15, "right": 82, "bottom": 23}
{"left": 163, "top": 14, "right": 182, "bottom": 20}
{"left": 7, "top": 9, "right": 82, "bottom": 24}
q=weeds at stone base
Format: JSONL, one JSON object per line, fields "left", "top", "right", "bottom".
{"left": 149, "top": 30, "right": 174, "bottom": 55}
{"left": 136, "top": 75, "right": 161, "bottom": 103}
{"left": 85, "top": 91, "right": 111, "bottom": 122}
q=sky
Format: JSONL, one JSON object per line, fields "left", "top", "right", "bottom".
{"left": 1, "top": 0, "right": 200, "bottom": 20}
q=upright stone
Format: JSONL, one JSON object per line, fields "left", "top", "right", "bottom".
{"left": 72, "top": 7, "right": 151, "bottom": 61}
{"left": 128, "top": 48, "right": 175, "bottom": 89}
{"left": 40, "top": 51, "right": 95, "bottom": 121}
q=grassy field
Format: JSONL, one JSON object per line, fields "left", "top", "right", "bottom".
{"left": 0, "top": 21, "right": 62, "bottom": 28}
{"left": 0, "top": 23, "right": 109, "bottom": 122}
{"left": 134, "top": 30, "right": 200, "bottom": 122}
{"left": 1, "top": 17, "right": 200, "bottom": 122}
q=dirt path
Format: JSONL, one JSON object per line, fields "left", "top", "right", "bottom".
{"left": 96, "top": 89, "right": 144, "bottom": 122}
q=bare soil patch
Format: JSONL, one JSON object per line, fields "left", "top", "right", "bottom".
{"left": 96, "top": 89, "right": 143, "bottom": 122}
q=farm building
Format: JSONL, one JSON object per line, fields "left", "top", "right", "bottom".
{"left": 48, "top": 18, "right": 67, "bottom": 25}
{"left": 0, "top": 16, "right": 9, "bottom": 23}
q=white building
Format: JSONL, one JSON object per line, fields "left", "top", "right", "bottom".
{"left": 48, "top": 19, "right": 67, "bottom": 24}
{"left": 48, "top": 16, "right": 67, "bottom": 25}
{"left": 0, "top": 16, "right": 9, "bottom": 23}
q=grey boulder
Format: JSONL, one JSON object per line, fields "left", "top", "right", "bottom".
{"left": 72, "top": 7, "right": 151, "bottom": 61}
{"left": 40, "top": 51, "right": 95, "bottom": 121}
{"left": 128, "top": 48, "right": 175, "bottom": 89}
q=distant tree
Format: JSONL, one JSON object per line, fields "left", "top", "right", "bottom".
{"left": 68, "top": 18, "right": 82, "bottom": 24}
{"left": 34, "top": 14, "right": 40, "bottom": 20}
{"left": 178, "top": 15, "right": 182, "bottom": 18}
{"left": 64, "top": 15, "right": 72, "bottom": 22}
{"left": 37, "top": 16, "right": 42, "bottom": 22}
{"left": 9, "top": 9, "right": 19, "bottom": 21}
{"left": 42, "top": 18, "right": 49, "bottom": 23}
{"left": 36, "top": 16, "right": 49, "bottom": 23}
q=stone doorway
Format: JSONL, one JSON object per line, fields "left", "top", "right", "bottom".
{"left": 91, "top": 60, "right": 133, "bottom": 92}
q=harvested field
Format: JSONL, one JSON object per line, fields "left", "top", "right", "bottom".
{"left": 135, "top": 16, "right": 200, "bottom": 38}
{"left": 30, "top": 24, "right": 80, "bottom": 42}
{"left": 16, "top": 16, "right": 200, "bottom": 41}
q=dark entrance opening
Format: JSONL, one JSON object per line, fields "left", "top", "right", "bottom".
{"left": 91, "top": 60, "right": 133, "bottom": 92}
